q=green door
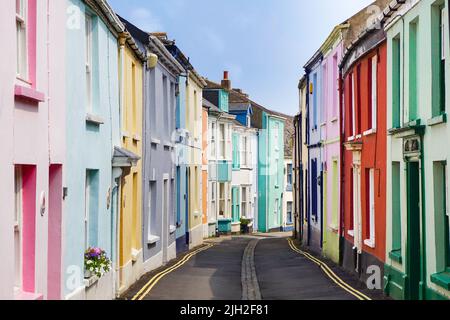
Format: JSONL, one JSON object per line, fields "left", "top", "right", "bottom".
{"left": 232, "top": 187, "right": 240, "bottom": 223}
{"left": 406, "top": 161, "right": 422, "bottom": 300}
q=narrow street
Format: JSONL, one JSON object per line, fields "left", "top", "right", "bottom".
{"left": 122, "top": 234, "right": 384, "bottom": 301}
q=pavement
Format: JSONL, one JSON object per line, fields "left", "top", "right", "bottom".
{"left": 120, "top": 233, "right": 386, "bottom": 300}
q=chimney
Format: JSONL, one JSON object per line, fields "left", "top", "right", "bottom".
{"left": 221, "top": 71, "right": 231, "bottom": 91}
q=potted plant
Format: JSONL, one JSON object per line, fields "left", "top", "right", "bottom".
{"left": 240, "top": 218, "right": 251, "bottom": 234}
{"left": 84, "top": 247, "right": 111, "bottom": 279}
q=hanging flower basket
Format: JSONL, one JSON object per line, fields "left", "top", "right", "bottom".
{"left": 84, "top": 247, "right": 111, "bottom": 279}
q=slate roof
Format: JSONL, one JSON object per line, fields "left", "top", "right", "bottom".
{"left": 204, "top": 78, "right": 294, "bottom": 158}
{"left": 202, "top": 98, "right": 221, "bottom": 113}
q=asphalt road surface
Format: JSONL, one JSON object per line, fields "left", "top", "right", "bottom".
{"left": 122, "top": 234, "right": 385, "bottom": 300}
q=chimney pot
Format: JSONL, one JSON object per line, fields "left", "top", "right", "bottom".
{"left": 221, "top": 71, "right": 231, "bottom": 91}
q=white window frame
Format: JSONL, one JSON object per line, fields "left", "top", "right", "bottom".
{"left": 241, "top": 186, "right": 251, "bottom": 218}
{"left": 219, "top": 123, "right": 225, "bottom": 160}
{"left": 85, "top": 13, "right": 93, "bottom": 113}
{"left": 84, "top": 172, "right": 91, "bottom": 250}
{"left": 210, "top": 122, "right": 216, "bottom": 158}
{"left": 351, "top": 73, "right": 356, "bottom": 137}
{"left": 16, "top": 0, "right": 28, "bottom": 80}
{"left": 14, "top": 166, "right": 23, "bottom": 291}
{"left": 219, "top": 183, "right": 226, "bottom": 218}
{"left": 242, "top": 136, "right": 250, "bottom": 167}
{"left": 287, "top": 201, "right": 293, "bottom": 224}
{"left": 371, "top": 55, "right": 378, "bottom": 130}
{"left": 227, "top": 124, "right": 232, "bottom": 161}
{"left": 210, "top": 182, "right": 217, "bottom": 222}
{"left": 441, "top": 7, "right": 446, "bottom": 61}
{"left": 227, "top": 183, "right": 232, "bottom": 219}
{"left": 364, "top": 169, "right": 376, "bottom": 248}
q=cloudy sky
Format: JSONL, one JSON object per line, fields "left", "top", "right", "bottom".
{"left": 109, "top": 0, "right": 374, "bottom": 116}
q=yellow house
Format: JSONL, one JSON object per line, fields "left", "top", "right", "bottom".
{"left": 186, "top": 71, "right": 207, "bottom": 249}
{"left": 117, "top": 33, "right": 145, "bottom": 295}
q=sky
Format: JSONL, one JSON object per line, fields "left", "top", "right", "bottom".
{"left": 109, "top": 0, "right": 374, "bottom": 116}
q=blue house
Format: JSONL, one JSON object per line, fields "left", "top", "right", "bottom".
{"left": 304, "top": 50, "right": 324, "bottom": 253}
{"left": 124, "top": 20, "right": 184, "bottom": 272}
{"left": 65, "top": 0, "right": 126, "bottom": 300}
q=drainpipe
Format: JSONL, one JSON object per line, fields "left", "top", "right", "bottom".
{"left": 47, "top": 0, "right": 51, "bottom": 165}
{"left": 119, "top": 35, "right": 126, "bottom": 136}
{"left": 115, "top": 34, "right": 126, "bottom": 297}
{"left": 338, "top": 65, "right": 345, "bottom": 266}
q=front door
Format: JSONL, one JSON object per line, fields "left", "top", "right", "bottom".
{"left": 406, "top": 161, "right": 422, "bottom": 300}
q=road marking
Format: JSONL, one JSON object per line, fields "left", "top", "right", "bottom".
{"left": 132, "top": 243, "right": 214, "bottom": 301}
{"left": 241, "top": 239, "right": 262, "bottom": 300}
{"left": 287, "top": 238, "right": 371, "bottom": 301}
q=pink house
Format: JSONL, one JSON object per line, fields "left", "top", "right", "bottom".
{"left": 319, "top": 26, "right": 345, "bottom": 264}
{"left": 0, "top": 0, "right": 65, "bottom": 300}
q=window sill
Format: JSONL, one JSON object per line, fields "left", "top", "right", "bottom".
{"left": 84, "top": 275, "right": 99, "bottom": 288}
{"left": 14, "top": 291, "right": 44, "bottom": 301}
{"left": 320, "top": 122, "right": 327, "bottom": 127}
{"left": 347, "top": 230, "right": 354, "bottom": 237}
{"left": 163, "top": 141, "right": 174, "bottom": 148}
{"left": 14, "top": 85, "right": 45, "bottom": 103}
{"left": 328, "top": 224, "right": 338, "bottom": 233}
{"left": 147, "top": 235, "right": 160, "bottom": 245}
{"left": 431, "top": 269, "right": 450, "bottom": 291}
{"left": 330, "top": 117, "right": 338, "bottom": 123}
{"left": 151, "top": 138, "right": 161, "bottom": 145}
{"left": 363, "top": 128, "right": 377, "bottom": 136}
{"left": 427, "top": 113, "right": 447, "bottom": 127}
{"left": 364, "top": 239, "right": 375, "bottom": 248}
{"left": 86, "top": 113, "right": 105, "bottom": 125}
{"left": 133, "top": 134, "right": 142, "bottom": 142}
{"left": 389, "top": 249, "right": 402, "bottom": 264}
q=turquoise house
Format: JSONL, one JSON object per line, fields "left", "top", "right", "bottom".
{"left": 64, "top": 0, "right": 126, "bottom": 300}
{"left": 228, "top": 86, "right": 285, "bottom": 233}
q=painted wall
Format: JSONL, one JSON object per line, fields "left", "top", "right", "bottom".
{"left": 117, "top": 44, "right": 144, "bottom": 294}
{"left": 202, "top": 107, "right": 209, "bottom": 238}
{"left": 231, "top": 126, "right": 258, "bottom": 233}
{"left": 322, "top": 40, "right": 343, "bottom": 263}
{"left": 0, "top": 0, "right": 66, "bottom": 300}
{"left": 64, "top": 0, "right": 118, "bottom": 299}
{"left": 385, "top": 0, "right": 450, "bottom": 300}
{"left": 342, "top": 40, "right": 387, "bottom": 283}
{"left": 306, "top": 61, "right": 323, "bottom": 252}
{"left": 186, "top": 77, "right": 204, "bottom": 248}
{"left": 282, "top": 159, "right": 294, "bottom": 232}
{"left": 258, "top": 112, "right": 285, "bottom": 232}
{"left": 0, "top": 0, "right": 15, "bottom": 300}
{"left": 175, "top": 75, "right": 188, "bottom": 254}
{"left": 142, "top": 48, "right": 178, "bottom": 272}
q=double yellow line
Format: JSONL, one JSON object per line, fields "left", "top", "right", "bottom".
{"left": 287, "top": 238, "right": 371, "bottom": 300}
{"left": 132, "top": 243, "right": 214, "bottom": 300}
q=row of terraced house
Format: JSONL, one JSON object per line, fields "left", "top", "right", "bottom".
{"left": 293, "top": 0, "right": 450, "bottom": 300}
{"left": 0, "top": 0, "right": 293, "bottom": 300}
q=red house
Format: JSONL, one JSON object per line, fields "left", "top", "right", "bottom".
{"left": 340, "top": 27, "right": 387, "bottom": 283}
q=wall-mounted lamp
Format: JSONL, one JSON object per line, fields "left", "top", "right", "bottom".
{"left": 309, "top": 83, "right": 314, "bottom": 94}
{"left": 147, "top": 53, "right": 158, "bottom": 69}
